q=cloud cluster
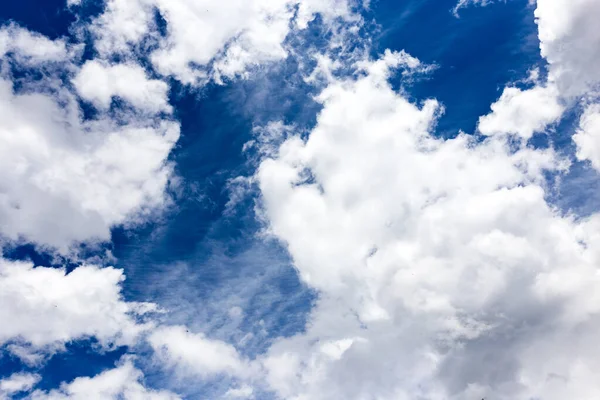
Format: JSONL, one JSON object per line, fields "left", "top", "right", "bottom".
{"left": 0, "top": 26, "right": 179, "bottom": 252}
{"left": 0, "top": 0, "right": 358, "bottom": 397}
{"left": 0, "top": 79, "right": 179, "bottom": 251}
{"left": 1, "top": 0, "right": 358, "bottom": 252}
{"left": 88, "top": 0, "right": 357, "bottom": 84}
{"left": 0, "top": 21, "right": 191, "bottom": 396}
{"left": 0, "top": 258, "right": 157, "bottom": 364}
{"left": 5, "top": 0, "right": 600, "bottom": 398}
{"left": 249, "top": 1, "right": 600, "bottom": 398}
{"left": 256, "top": 52, "right": 596, "bottom": 399}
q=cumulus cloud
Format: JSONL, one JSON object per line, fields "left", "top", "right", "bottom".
{"left": 148, "top": 325, "right": 250, "bottom": 379}
{"left": 535, "top": 0, "right": 600, "bottom": 97}
{"left": 254, "top": 52, "right": 600, "bottom": 399}
{"left": 0, "top": 372, "right": 40, "bottom": 399}
{"left": 478, "top": 85, "right": 564, "bottom": 139}
{"left": 0, "top": 258, "right": 157, "bottom": 363}
{"left": 0, "top": 76, "right": 179, "bottom": 251}
{"left": 28, "top": 357, "right": 180, "bottom": 400}
{"left": 90, "top": 0, "right": 358, "bottom": 84}
{"left": 73, "top": 60, "right": 171, "bottom": 113}
{"left": 573, "top": 104, "right": 600, "bottom": 170}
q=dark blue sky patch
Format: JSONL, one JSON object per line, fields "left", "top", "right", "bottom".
{"left": 0, "top": 340, "right": 127, "bottom": 394}
{"left": 3, "top": 244, "right": 55, "bottom": 268}
{"left": 372, "top": 0, "right": 542, "bottom": 137}
{"left": 0, "top": 0, "right": 74, "bottom": 39}
{"left": 32, "top": 340, "right": 128, "bottom": 392}
{"left": 0, "top": 351, "right": 28, "bottom": 383}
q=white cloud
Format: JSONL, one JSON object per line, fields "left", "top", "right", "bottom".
{"left": 73, "top": 60, "right": 171, "bottom": 113}
{"left": 149, "top": 0, "right": 291, "bottom": 84}
{"left": 0, "top": 77, "right": 179, "bottom": 251}
{"left": 0, "top": 372, "right": 40, "bottom": 399}
{"left": 356, "top": 49, "right": 429, "bottom": 83}
{"left": 0, "top": 258, "right": 157, "bottom": 362}
{"left": 91, "top": 0, "right": 358, "bottom": 84}
{"left": 90, "top": 0, "right": 154, "bottom": 55}
{"left": 28, "top": 357, "right": 180, "bottom": 400}
{"left": 148, "top": 325, "right": 249, "bottom": 379}
{"left": 535, "top": 0, "right": 600, "bottom": 97}
{"left": 573, "top": 104, "right": 600, "bottom": 171}
{"left": 254, "top": 53, "right": 600, "bottom": 399}
{"left": 478, "top": 85, "right": 564, "bottom": 138}
{"left": 294, "top": 0, "right": 355, "bottom": 29}
{"left": 452, "top": 0, "right": 495, "bottom": 17}
{"left": 0, "top": 25, "right": 69, "bottom": 64}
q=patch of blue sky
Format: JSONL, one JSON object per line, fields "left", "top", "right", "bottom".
{"left": 0, "top": 0, "right": 75, "bottom": 39}
{"left": 372, "top": 0, "right": 542, "bottom": 136}
{"left": 0, "top": 340, "right": 128, "bottom": 398}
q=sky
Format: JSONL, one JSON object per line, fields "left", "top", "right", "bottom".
{"left": 1, "top": 0, "right": 600, "bottom": 399}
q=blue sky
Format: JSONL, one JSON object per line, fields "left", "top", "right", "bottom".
{"left": 1, "top": 0, "right": 600, "bottom": 399}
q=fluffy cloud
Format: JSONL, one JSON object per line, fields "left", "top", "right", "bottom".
{"left": 0, "top": 373, "right": 40, "bottom": 399}
{"left": 478, "top": 85, "right": 564, "bottom": 139}
{"left": 90, "top": 0, "right": 357, "bottom": 84}
{"left": 0, "top": 24, "right": 69, "bottom": 64}
{"left": 0, "top": 258, "right": 156, "bottom": 354}
{"left": 0, "top": 258, "right": 157, "bottom": 362}
{"left": 573, "top": 104, "right": 600, "bottom": 170}
{"left": 28, "top": 358, "right": 180, "bottom": 400}
{"left": 0, "top": 76, "right": 179, "bottom": 251}
{"left": 73, "top": 60, "right": 171, "bottom": 113}
{"left": 535, "top": 0, "right": 600, "bottom": 97}
{"left": 148, "top": 325, "right": 249, "bottom": 379}
{"left": 255, "top": 53, "right": 600, "bottom": 399}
